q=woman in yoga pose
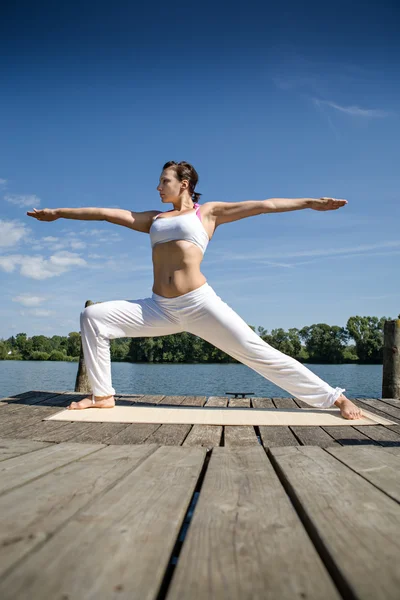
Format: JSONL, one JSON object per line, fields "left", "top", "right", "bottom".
{"left": 27, "top": 161, "right": 362, "bottom": 419}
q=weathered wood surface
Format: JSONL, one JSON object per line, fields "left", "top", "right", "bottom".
{"left": 183, "top": 396, "right": 226, "bottom": 447}
{"left": 1, "top": 391, "right": 400, "bottom": 448}
{"left": 224, "top": 397, "right": 259, "bottom": 446}
{"left": 0, "top": 445, "right": 206, "bottom": 600}
{"left": 0, "top": 444, "right": 158, "bottom": 577}
{"left": 326, "top": 445, "right": 400, "bottom": 503}
{"left": 269, "top": 446, "right": 400, "bottom": 600}
{"left": 0, "top": 438, "right": 51, "bottom": 461}
{"left": 0, "top": 442, "right": 399, "bottom": 599}
{"left": 167, "top": 445, "right": 340, "bottom": 600}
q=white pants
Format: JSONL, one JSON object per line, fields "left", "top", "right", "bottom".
{"left": 80, "top": 282, "right": 344, "bottom": 408}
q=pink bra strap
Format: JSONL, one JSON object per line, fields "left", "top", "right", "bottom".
{"left": 194, "top": 203, "right": 202, "bottom": 221}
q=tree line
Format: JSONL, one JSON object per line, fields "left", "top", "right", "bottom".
{"left": 1, "top": 314, "right": 397, "bottom": 364}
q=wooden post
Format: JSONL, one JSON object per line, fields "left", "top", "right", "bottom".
{"left": 382, "top": 319, "right": 400, "bottom": 399}
{"left": 74, "top": 300, "right": 94, "bottom": 393}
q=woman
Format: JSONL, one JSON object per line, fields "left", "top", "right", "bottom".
{"left": 27, "top": 160, "right": 362, "bottom": 419}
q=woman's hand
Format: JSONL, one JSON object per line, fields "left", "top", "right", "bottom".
{"left": 309, "top": 197, "right": 348, "bottom": 211}
{"left": 26, "top": 208, "right": 59, "bottom": 222}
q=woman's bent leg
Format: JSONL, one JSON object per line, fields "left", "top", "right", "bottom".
{"left": 184, "top": 289, "right": 344, "bottom": 409}
{"left": 80, "top": 297, "right": 184, "bottom": 398}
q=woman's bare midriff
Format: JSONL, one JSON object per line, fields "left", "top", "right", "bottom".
{"left": 151, "top": 240, "right": 207, "bottom": 298}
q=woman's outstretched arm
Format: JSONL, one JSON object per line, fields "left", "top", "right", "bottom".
{"left": 27, "top": 207, "right": 107, "bottom": 221}
{"left": 209, "top": 197, "right": 348, "bottom": 227}
{"left": 27, "top": 207, "right": 159, "bottom": 232}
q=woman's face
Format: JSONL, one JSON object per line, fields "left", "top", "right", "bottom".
{"left": 156, "top": 168, "right": 188, "bottom": 202}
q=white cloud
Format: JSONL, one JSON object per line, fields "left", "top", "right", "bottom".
{"left": 37, "top": 236, "right": 87, "bottom": 252}
{"left": 62, "top": 228, "right": 122, "bottom": 240}
{"left": 49, "top": 251, "right": 86, "bottom": 268}
{"left": 0, "top": 179, "right": 7, "bottom": 186}
{"left": 29, "top": 309, "right": 54, "bottom": 317}
{"left": 12, "top": 294, "right": 47, "bottom": 307}
{"left": 0, "top": 220, "right": 30, "bottom": 247}
{"left": 0, "top": 254, "right": 22, "bottom": 272}
{"left": 4, "top": 194, "right": 41, "bottom": 207}
{"left": 211, "top": 240, "right": 400, "bottom": 268}
{"left": 19, "top": 309, "right": 53, "bottom": 317}
{"left": 70, "top": 240, "right": 86, "bottom": 249}
{"left": 0, "top": 251, "right": 87, "bottom": 279}
{"left": 313, "top": 98, "right": 390, "bottom": 118}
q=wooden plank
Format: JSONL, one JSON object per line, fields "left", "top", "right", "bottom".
{"left": 0, "top": 443, "right": 158, "bottom": 577}
{"left": 356, "top": 398, "right": 400, "bottom": 422}
{"left": 63, "top": 422, "right": 133, "bottom": 444}
{"left": 0, "top": 391, "right": 65, "bottom": 405}
{"left": 183, "top": 397, "right": 227, "bottom": 447}
{"left": 58, "top": 395, "right": 146, "bottom": 443}
{"left": 272, "top": 397, "right": 298, "bottom": 409}
{"left": 253, "top": 398, "right": 299, "bottom": 447}
{"left": 272, "top": 397, "right": 338, "bottom": 447}
{"left": 269, "top": 446, "right": 400, "bottom": 600}
{"left": 224, "top": 398, "right": 259, "bottom": 447}
{"left": 290, "top": 397, "right": 311, "bottom": 408}
{"left": 326, "top": 446, "right": 400, "bottom": 504}
{"left": 0, "top": 406, "right": 71, "bottom": 438}
{"left": 378, "top": 398, "right": 400, "bottom": 408}
{"left": 0, "top": 442, "right": 105, "bottom": 495}
{"left": 382, "top": 447, "right": 400, "bottom": 457}
{"left": 9, "top": 420, "right": 92, "bottom": 443}
{"left": 166, "top": 446, "right": 340, "bottom": 600}
{"left": 0, "top": 393, "right": 147, "bottom": 442}
{"left": 0, "top": 446, "right": 206, "bottom": 600}
{"left": 0, "top": 394, "right": 77, "bottom": 438}
{"left": 12, "top": 394, "right": 147, "bottom": 444}
{"left": 295, "top": 397, "right": 390, "bottom": 446}
{"left": 0, "top": 392, "right": 68, "bottom": 422}
{"left": 349, "top": 400, "right": 400, "bottom": 445}
{"left": 321, "top": 426, "right": 380, "bottom": 446}
{"left": 352, "top": 425, "right": 400, "bottom": 445}
{"left": 0, "top": 438, "right": 52, "bottom": 461}
{"left": 144, "top": 396, "right": 206, "bottom": 446}
{"left": 290, "top": 426, "right": 339, "bottom": 447}
{"left": 105, "top": 395, "right": 168, "bottom": 444}
{"left": 257, "top": 425, "right": 300, "bottom": 447}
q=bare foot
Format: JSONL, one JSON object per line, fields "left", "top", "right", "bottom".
{"left": 334, "top": 396, "right": 363, "bottom": 420}
{"left": 68, "top": 395, "right": 115, "bottom": 410}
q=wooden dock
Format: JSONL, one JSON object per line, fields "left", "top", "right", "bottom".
{"left": 0, "top": 391, "right": 400, "bottom": 599}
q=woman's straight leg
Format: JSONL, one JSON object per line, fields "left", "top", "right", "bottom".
{"left": 79, "top": 297, "right": 184, "bottom": 398}
{"left": 183, "top": 286, "right": 344, "bottom": 408}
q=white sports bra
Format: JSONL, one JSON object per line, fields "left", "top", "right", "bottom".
{"left": 149, "top": 203, "right": 210, "bottom": 254}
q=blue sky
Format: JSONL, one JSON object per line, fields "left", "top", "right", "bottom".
{"left": 1, "top": 0, "right": 399, "bottom": 340}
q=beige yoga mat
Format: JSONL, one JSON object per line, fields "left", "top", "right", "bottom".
{"left": 45, "top": 406, "right": 396, "bottom": 426}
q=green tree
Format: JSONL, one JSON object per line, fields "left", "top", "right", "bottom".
{"left": 15, "top": 333, "right": 33, "bottom": 359}
{"left": 0, "top": 340, "right": 9, "bottom": 359}
{"left": 110, "top": 338, "right": 131, "bottom": 361}
{"left": 299, "top": 323, "right": 348, "bottom": 363}
{"left": 48, "top": 350, "right": 68, "bottom": 361}
{"left": 30, "top": 351, "right": 50, "bottom": 360}
{"left": 346, "top": 316, "right": 389, "bottom": 363}
{"left": 31, "top": 335, "right": 53, "bottom": 354}
{"left": 258, "top": 327, "right": 302, "bottom": 358}
{"left": 66, "top": 332, "right": 81, "bottom": 357}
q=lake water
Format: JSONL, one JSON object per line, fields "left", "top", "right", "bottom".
{"left": 0, "top": 360, "right": 383, "bottom": 399}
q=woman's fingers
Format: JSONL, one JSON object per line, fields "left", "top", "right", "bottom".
{"left": 27, "top": 208, "right": 58, "bottom": 221}
{"left": 316, "top": 198, "right": 348, "bottom": 211}
{"left": 27, "top": 208, "right": 41, "bottom": 218}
